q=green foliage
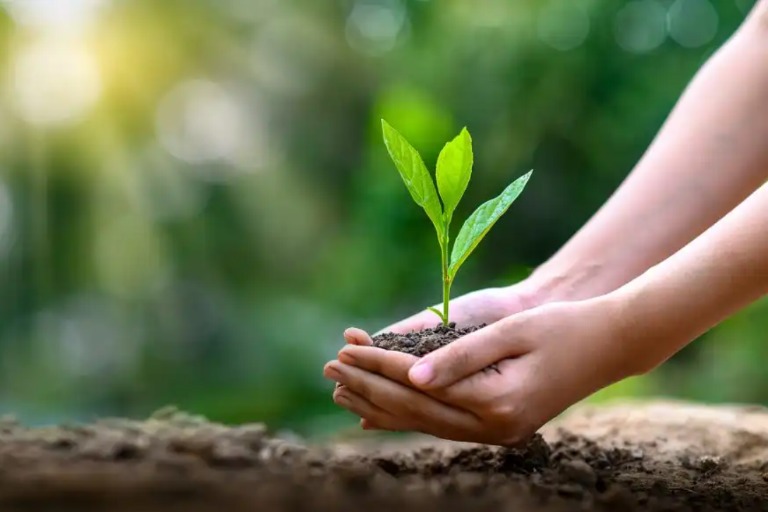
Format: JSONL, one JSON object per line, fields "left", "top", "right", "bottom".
{"left": 381, "top": 120, "right": 445, "bottom": 239}
{"left": 436, "top": 128, "right": 473, "bottom": 221}
{"left": 382, "top": 120, "right": 531, "bottom": 325}
{"left": 450, "top": 172, "right": 532, "bottom": 280}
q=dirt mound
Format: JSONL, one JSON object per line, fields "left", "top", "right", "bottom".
{"left": 371, "top": 323, "right": 485, "bottom": 357}
{"left": 0, "top": 402, "right": 768, "bottom": 511}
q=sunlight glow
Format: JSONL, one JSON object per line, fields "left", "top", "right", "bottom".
{"left": 11, "top": 38, "right": 102, "bottom": 127}
{"left": 2, "top": 0, "right": 107, "bottom": 33}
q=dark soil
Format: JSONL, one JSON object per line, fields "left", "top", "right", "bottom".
{"left": 371, "top": 322, "right": 485, "bottom": 357}
{"left": 372, "top": 322, "right": 500, "bottom": 372}
{"left": 0, "top": 405, "right": 767, "bottom": 511}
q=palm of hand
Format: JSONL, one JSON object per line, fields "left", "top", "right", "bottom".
{"left": 380, "top": 285, "right": 536, "bottom": 336}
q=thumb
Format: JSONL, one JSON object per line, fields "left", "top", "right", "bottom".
{"left": 408, "top": 319, "right": 524, "bottom": 389}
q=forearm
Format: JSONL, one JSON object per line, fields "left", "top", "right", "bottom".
{"left": 529, "top": 5, "right": 768, "bottom": 304}
{"left": 615, "top": 182, "right": 768, "bottom": 373}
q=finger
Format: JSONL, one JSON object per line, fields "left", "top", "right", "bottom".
{"left": 338, "top": 345, "right": 418, "bottom": 386}
{"left": 343, "top": 327, "right": 373, "bottom": 346}
{"left": 333, "top": 388, "right": 413, "bottom": 431}
{"left": 326, "top": 361, "right": 479, "bottom": 434}
{"left": 361, "top": 418, "right": 399, "bottom": 431}
{"left": 428, "top": 358, "right": 519, "bottom": 407}
{"left": 339, "top": 343, "right": 506, "bottom": 410}
{"left": 408, "top": 319, "right": 528, "bottom": 390}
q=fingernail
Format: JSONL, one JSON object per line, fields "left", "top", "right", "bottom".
{"left": 338, "top": 351, "right": 356, "bottom": 365}
{"left": 343, "top": 328, "right": 359, "bottom": 344}
{"left": 324, "top": 364, "right": 342, "bottom": 381}
{"left": 338, "top": 346, "right": 357, "bottom": 364}
{"left": 409, "top": 360, "right": 434, "bottom": 386}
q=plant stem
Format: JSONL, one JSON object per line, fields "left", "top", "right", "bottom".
{"left": 441, "top": 234, "right": 451, "bottom": 325}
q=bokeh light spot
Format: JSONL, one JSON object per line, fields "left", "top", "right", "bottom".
{"left": 345, "top": 0, "right": 408, "bottom": 56}
{"left": 156, "top": 79, "right": 253, "bottom": 169}
{"left": 667, "top": 0, "right": 719, "bottom": 48}
{"left": 614, "top": 0, "right": 668, "bottom": 54}
{"left": 537, "top": 2, "right": 590, "bottom": 51}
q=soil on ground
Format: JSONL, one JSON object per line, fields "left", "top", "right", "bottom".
{"left": 2, "top": 402, "right": 768, "bottom": 512}
{"left": 3, "top": 325, "right": 768, "bottom": 511}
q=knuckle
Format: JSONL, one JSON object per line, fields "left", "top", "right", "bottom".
{"left": 444, "top": 344, "right": 472, "bottom": 374}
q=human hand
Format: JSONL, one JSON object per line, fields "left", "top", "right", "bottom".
{"left": 343, "top": 283, "right": 541, "bottom": 349}
{"left": 325, "top": 295, "right": 649, "bottom": 445}
{"left": 335, "top": 283, "right": 541, "bottom": 404}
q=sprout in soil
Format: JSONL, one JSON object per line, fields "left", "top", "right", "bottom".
{"left": 381, "top": 119, "right": 532, "bottom": 326}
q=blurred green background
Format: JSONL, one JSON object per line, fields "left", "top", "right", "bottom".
{"left": 0, "top": 0, "right": 765, "bottom": 436}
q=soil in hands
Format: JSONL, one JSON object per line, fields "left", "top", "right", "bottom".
{"left": 372, "top": 322, "right": 499, "bottom": 371}
{"left": 372, "top": 322, "right": 485, "bottom": 357}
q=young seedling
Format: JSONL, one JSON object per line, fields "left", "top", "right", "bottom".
{"left": 381, "top": 119, "right": 532, "bottom": 326}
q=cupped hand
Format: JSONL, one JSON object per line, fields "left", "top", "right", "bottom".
{"left": 335, "top": 283, "right": 541, "bottom": 421}
{"left": 325, "top": 296, "right": 648, "bottom": 445}
{"left": 343, "top": 284, "right": 540, "bottom": 349}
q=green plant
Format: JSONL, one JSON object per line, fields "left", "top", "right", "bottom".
{"left": 381, "top": 119, "right": 532, "bottom": 326}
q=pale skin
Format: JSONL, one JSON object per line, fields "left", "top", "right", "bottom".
{"left": 324, "top": 2, "right": 768, "bottom": 445}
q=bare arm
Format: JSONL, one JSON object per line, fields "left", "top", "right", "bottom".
{"left": 326, "top": 180, "right": 768, "bottom": 444}
{"left": 616, "top": 181, "right": 768, "bottom": 373}
{"left": 373, "top": 3, "right": 768, "bottom": 335}
{"left": 528, "top": 2, "right": 768, "bottom": 304}
{"left": 327, "top": 2, "right": 768, "bottom": 443}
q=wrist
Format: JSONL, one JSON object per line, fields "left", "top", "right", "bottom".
{"left": 521, "top": 260, "right": 608, "bottom": 307}
{"left": 581, "top": 290, "right": 653, "bottom": 381}
{"left": 604, "top": 273, "right": 692, "bottom": 377}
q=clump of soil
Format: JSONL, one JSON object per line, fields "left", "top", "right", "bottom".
{"left": 2, "top": 403, "right": 768, "bottom": 511}
{"left": 372, "top": 322, "right": 485, "bottom": 356}
{"left": 372, "top": 322, "right": 497, "bottom": 370}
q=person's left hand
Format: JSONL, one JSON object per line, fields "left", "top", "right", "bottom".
{"left": 324, "top": 296, "right": 653, "bottom": 445}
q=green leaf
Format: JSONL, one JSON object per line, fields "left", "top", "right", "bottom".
{"left": 436, "top": 128, "right": 473, "bottom": 221}
{"left": 381, "top": 120, "right": 444, "bottom": 236}
{"left": 427, "top": 306, "right": 445, "bottom": 322}
{"left": 449, "top": 171, "right": 532, "bottom": 279}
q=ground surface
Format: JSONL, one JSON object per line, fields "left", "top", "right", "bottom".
{"left": 1, "top": 402, "right": 768, "bottom": 511}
